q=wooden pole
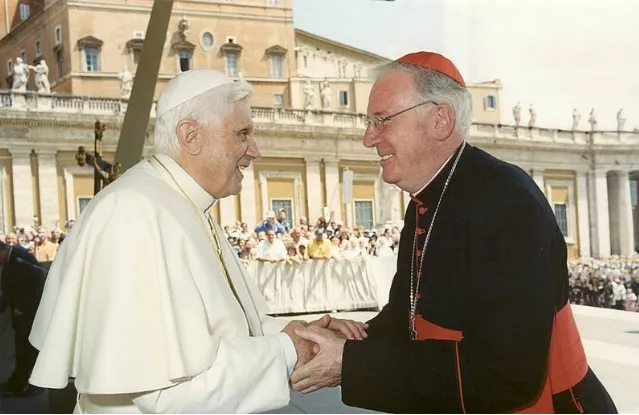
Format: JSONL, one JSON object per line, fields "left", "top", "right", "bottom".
{"left": 114, "top": 0, "right": 175, "bottom": 171}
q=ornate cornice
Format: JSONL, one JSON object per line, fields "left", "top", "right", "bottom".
{"left": 125, "top": 38, "right": 144, "bottom": 51}
{"left": 77, "top": 35, "right": 104, "bottom": 49}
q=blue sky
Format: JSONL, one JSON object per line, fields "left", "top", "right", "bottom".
{"left": 293, "top": 0, "right": 639, "bottom": 131}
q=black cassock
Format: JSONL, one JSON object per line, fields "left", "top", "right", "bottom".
{"left": 341, "top": 144, "right": 617, "bottom": 414}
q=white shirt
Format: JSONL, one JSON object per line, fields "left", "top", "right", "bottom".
{"left": 256, "top": 239, "right": 288, "bottom": 260}
{"left": 29, "top": 154, "right": 297, "bottom": 413}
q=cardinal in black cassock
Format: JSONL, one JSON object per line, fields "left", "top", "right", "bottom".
{"left": 291, "top": 52, "right": 617, "bottom": 414}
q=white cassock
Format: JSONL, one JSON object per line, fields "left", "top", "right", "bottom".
{"left": 28, "top": 154, "right": 297, "bottom": 413}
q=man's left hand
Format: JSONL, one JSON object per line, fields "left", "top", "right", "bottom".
{"left": 290, "top": 326, "right": 345, "bottom": 394}
{"left": 309, "top": 314, "right": 368, "bottom": 340}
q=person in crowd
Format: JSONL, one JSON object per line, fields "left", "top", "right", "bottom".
{"left": 255, "top": 211, "right": 286, "bottom": 236}
{"left": 255, "top": 229, "right": 287, "bottom": 262}
{"left": 289, "top": 51, "right": 617, "bottom": 413}
{"left": 0, "top": 241, "right": 46, "bottom": 397}
{"left": 308, "top": 229, "right": 332, "bottom": 260}
{"left": 27, "top": 69, "right": 367, "bottom": 414}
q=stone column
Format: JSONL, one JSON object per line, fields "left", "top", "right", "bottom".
{"left": 607, "top": 170, "right": 634, "bottom": 256}
{"left": 377, "top": 174, "right": 401, "bottom": 227}
{"left": 36, "top": 150, "right": 60, "bottom": 229}
{"left": 239, "top": 164, "right": 257, "bottom": 227}
{"left": 588, "top": 170, "right": 611, "bottom": 258}
{"left": 532, "top": 168, "right": 545, "bottom": 195}
{"left": 0, "top": 166, "right": 7, "bottom": 233}
{"left": 305, "top": 158, "right": 323, "bottom": 223}
{"left": 219, "top": 195, "right": 236, "bottom": 227}
{"left": 575, "top": 171, "right": 591, "bottom": 257}
{"left": 323, "top": 159, "right": 342, "bottom": 222}
{"left": 11, "top": 150, "right": 35, "bottom": 228}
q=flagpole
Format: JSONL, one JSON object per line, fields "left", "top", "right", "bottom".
{"left": 114, "top": 0, "right": 175, "bottom": 171}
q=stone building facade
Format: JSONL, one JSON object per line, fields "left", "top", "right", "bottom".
{"left": 1, "top": 94, "right": 638, "bottom": 259}
{"left": 0, "top": 0, "right": 637, "bottom": 259}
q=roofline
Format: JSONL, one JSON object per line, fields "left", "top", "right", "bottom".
{"left": 295, "top": 28, "right": 392, "bottom": 62}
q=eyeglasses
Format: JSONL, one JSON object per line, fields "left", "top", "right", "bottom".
{"left": 363, "top": 100, "right": 438, "bottom": 131}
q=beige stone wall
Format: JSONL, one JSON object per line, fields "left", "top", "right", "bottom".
{"left": 63, "top": 0, "right": 295, "bottom": 101}
{"left": 0, "top": 0, "right": 67, "bottom": 89}
{"left": 469, "top": 83, "right": 502, "bottom": 124}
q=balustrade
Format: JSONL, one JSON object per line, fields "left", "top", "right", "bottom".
{"left": 1, "top": 89, "right": 638, "bottom": 146}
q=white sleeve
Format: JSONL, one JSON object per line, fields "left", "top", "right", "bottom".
{"left": 132, "top": 334, "right": 297, "bottom": 414}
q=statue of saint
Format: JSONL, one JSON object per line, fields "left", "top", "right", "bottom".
{"left": 571, "top": 108, "right": 580, "bottom": 131}
{"left": 11, "top": 57, "right": 30, "bottom": 91}
{"left": 616, "top": 108, "right": 626, "bottom": 131}
{"left": 512, "top": 102, "right": 521, "bottom": 127}
{"left": 30, "top": 59, "right": 50, "bottom": 93}
{"left": 320, "top": 81, "right": 332, "bottom": 109}
{"left": 588, "top": 108, "right": 598, "bottom": 131}
{"left": 528, "top": 105, "right": 537, "bottom": 128}
{"left": 303, "top": 79, "right": 314, "bottom": 109}
{"left": 119, "top": 67, "right": 133, "bottom": 99}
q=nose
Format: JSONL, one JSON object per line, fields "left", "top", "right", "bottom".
{"left": 363, "top": 125, "right": 380, "bottom": 149}
{"left": 246, "top": 136, "right": 261, "bottom": 161}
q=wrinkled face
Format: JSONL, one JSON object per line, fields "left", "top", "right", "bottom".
{"left": 5, "top": 233, "right": 16, "bottom": 245}
{"left": 363, "top": 70, "right": 446, "bottom": 193}
{"left": 183, "top": 100, "right": 260, "bottom": 198}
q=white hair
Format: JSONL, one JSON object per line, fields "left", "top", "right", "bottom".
{"left": 154, "top": 80, "right": 253, "bottom": 156}
{"left": 372, "top": 62, "right": 474, "bottom": 138}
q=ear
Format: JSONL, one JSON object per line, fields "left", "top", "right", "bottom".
{"left": 175, "top": 119, "right": 201, "bottom": 155}
{"left": 432, "top": 104, "right": 456, "bottom": 142}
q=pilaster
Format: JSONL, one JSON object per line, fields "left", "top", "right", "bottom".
{"left": 36, "top": 150, "right": 60, "bottom": 228}
{"left": 608, "top": 170, "right": 635, "bottom": 256}
{"left": 239, "top": 164, "right": 257, "bottom": 227}
{"left": 219, "top": 194, "right": 237, "bottom": 227}
{"left": 11, "top": 149, "right": 35, "bottom": 228}
{"left": 588, "top": 170, "right": 611, "bottom": 258}
{"left": 305, "top": 158, "right": 323, "bottom": 223}
{"left": 323, "top": 158, "right": 342, "bottom": 222}
{"left": 575, "top": 171, "right": 591, "bottom": 257}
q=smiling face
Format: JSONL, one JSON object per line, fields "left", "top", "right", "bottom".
{"left": 363, "top": 69, "right": 457, "bottom": 194}
{"left": 177, "top": 99, "right": 260, "bottom": 198}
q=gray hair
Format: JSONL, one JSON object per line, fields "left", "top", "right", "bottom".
{"left": 372, "top": 62, "right": 474, "bottom": 138}
{"left": 154, "top": 80, "right": 253, "bottom": 156}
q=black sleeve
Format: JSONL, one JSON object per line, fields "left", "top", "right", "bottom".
{"left": 341, "top": 189, "right": 556, "bottom": 414}
{"left": 364, "top": 270, "right": 408, "bottom": 341}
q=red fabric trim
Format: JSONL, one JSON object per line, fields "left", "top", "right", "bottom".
{"left": 411, "top": 302, "right": 588, "bottom": 414}
{"left": 514, "top": 302, "right": 588, "bottom": 414}
{"left": 414, "top": 315, "right": 463, "bottom": 342}
{"left": 410, "top": 194, "right": 423, "bottom": 205}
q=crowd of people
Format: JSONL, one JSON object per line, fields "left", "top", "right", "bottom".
{"left": 2, "top": 211, "right": 638, "bottom": 314}
{"left": 222, "top": 209, "right": 401, "bottom": 263}
{"left": 568, "top": 257, "right": 638, "bottom": 312}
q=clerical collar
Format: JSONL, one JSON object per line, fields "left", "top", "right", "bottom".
{"left": 412, "top": 149, "right": 457, "bottom": 197}
{"left": 153, "top": 154, "right": 218, "bottom": 212}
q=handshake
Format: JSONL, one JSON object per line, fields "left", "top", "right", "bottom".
{"left": 281, "top": 315, "right": 369, "bottom": 394}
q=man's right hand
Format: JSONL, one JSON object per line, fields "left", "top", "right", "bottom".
{"left": 281, "top": 318, "right": 329, "bottom": 369}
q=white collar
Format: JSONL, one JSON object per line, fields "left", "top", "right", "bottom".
{"left": 153, "top": 154, "right": 218, "bottom": 213}
{"left": 412, "top": 151, "right": 456, "bottom": 196}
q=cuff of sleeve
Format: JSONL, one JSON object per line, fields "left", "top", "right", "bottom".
{"left": 276, "top": 332, "right": 297, "bottom": 377}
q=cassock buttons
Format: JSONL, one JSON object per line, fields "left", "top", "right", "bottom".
{"left": 418, "top": 206, "right": 428, "bottom": 215}
{"left": 416, "top": 227, "right": 425, "bottom": 235}
{"left": 416, "top": 249, "right": 422, "bottom": 257}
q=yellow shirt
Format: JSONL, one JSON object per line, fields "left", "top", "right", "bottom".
{"left": 307, "top": 239, "right": 332, "bottom": 258}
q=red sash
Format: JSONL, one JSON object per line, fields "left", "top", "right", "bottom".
{"left": 414, "top": 301, "right": 588, "bottom": 414}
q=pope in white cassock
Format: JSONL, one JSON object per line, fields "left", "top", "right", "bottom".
{"left": 27, "top": 69, "right": 368, "bottom": 413}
